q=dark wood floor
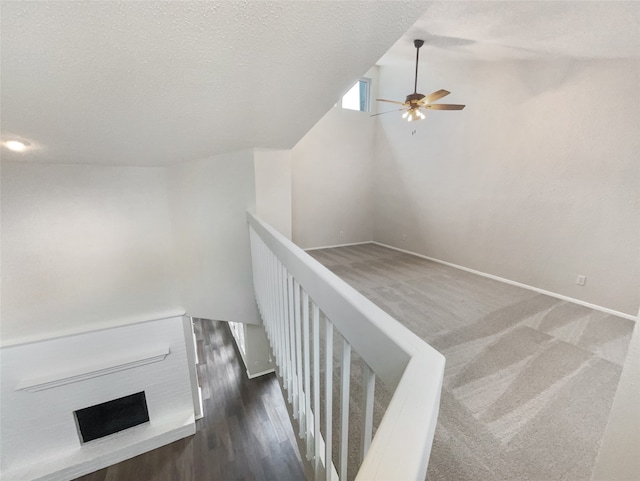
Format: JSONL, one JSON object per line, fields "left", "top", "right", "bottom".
{"left": 75, "top": 319, "right": 305, "bottom": 481}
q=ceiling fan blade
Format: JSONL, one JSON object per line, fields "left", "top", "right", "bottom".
{"left": 376, "top": 98, "right": 407, "bottom": 106}
{"left": 370, "top": 109, "right": 405, "bottom": 117}
{"left": 424, "top": 103, "right": 465, "bottom": 110}
{"left": 421, "top": 89, "right": 450, "bottom": 103}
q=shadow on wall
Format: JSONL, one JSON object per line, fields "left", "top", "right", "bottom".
{"left": 518, "top": 59, "right": 588, "bottom": 97}
{"left": 372, "top": 125, "right": 428, "bottom": 251}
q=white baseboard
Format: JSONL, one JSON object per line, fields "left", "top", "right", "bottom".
{"left": 373, "top": 242, "right": 638, "bottom": 322}
{"left": 6, "top": 413, "right": 195, "bottom": 481}
{"left": 195, "top": 385, "right": 204, "bottom": 420}
{"left": 304, "top": 241, "right": 370, "bottom": 251}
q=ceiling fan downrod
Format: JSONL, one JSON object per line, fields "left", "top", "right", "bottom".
{"left": 413, "top": 39, "right": 424, "bottom": 94}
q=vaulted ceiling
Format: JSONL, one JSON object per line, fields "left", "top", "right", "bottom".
{"left": 379, "top": 1, "right": 640, "bottom": 65}
{"left": 0, "top": 1, "right": 427, "bottom": 166}
{"left": 2, "top": 1, "right": 638, "bottom": 167}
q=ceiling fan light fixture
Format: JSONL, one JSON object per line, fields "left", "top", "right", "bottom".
{"left": 404, "top": 108, "right": 425, "bottom": 122}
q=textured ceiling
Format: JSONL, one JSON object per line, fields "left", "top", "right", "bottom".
{"left": 378, "top": 1, "right": 640, "bottom": 64}
{"left": 0, "top": 1, "right": 426, "bottom": 166}
{"left": 2, "top": 1, "right": 638, "bottom": 166}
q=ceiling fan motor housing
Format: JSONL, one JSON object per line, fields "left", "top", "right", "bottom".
{"left": 406, "top": 92, "right": 426, "bottom": 105}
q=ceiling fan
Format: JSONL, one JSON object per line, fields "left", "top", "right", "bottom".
{"left": 374, "top": 39, "right": 465, "bottom": 121}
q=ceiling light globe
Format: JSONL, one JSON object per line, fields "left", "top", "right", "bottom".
{"left": 5, "top": 140, "right": 28, "bottom": 152}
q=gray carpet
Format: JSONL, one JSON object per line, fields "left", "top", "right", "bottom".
{"left": 307, "top": 243, "right": 635, "bottom": 481}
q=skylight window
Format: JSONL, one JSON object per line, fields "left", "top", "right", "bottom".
{"left": 340, "top": 79, "right": 370, "bottom": 112}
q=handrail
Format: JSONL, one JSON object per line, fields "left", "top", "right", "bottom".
{"left": 247, "top": 211, "right": 445, "bottom": 481}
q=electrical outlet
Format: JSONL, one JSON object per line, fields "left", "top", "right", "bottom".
{"left": 576, "top": 275, "right": 586, "bottom": 286}
{"left": 339, "top": 230, "right": 344, "bottom": 239}
{"left": 401, "top": 233, "right": 407, "bottom": 241}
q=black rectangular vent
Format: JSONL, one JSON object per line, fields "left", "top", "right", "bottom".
{"left": 74, "top": 391, "right": 150, "bottom": 443}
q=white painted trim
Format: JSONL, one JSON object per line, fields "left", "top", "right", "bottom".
{"left": 229, "top": 323, "right": 248, "bottom": 362}
{"left": 182, "top": 316, "right": 204, "bottom": 420}
{"left": 228, "top": 323, "right": 275, "bottom": 379}
{"left": 15, "top": 347, "right": 170, "bottom": 392}
{"left": 304, "top": 241, "right": 370, "bottom": 251}
{"left": 247, "top": 367, "right": 276, "bottom": 379}
{"left": 1, "top": 310, "right": 187, "bottom": 348}
{"left": 373, "top": 242, "right": 639, "bottom": 322}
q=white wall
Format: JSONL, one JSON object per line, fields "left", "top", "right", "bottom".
{"left": 292, "top": 106, "right": 375, "bottom": 248}
{"left": 0, "top": 153, "right": 273, "bottom": 476}
{"left": 167, "top": 150, "right": 259, "bottom": 324}
{"left": 0, "top": 162, "right": 181, "bottom": 345}
{"left": 374, "top": 58, "right": 639, "bottom": 315}
{"left": 254, "top": 148, "right": 292, "bottom": 239}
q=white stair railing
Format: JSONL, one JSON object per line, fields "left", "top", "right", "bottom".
{"left": 248, "top": 212, "right": 445, "bottom": 481}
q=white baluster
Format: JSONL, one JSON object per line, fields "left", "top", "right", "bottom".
{"left": 313, "top": 302, "right": 321, "bottom": 479}
{"left": 287, "top": 274, "right": 296, "bottom": 408}
{"left": 277, "top": 260, "right": 284, "bottom": 373}
{"left": 360, "top": 363, "right": 375, "bottom": 462}
{"left": 284, "top": 270, "right": 293, "bottom": 401}
{"left": 269, "top": 250, "right": 276, "bottom": 332}
{"left": 280, "top": 262, "right": 286, "bottom": 376}
{"left": 272, "top": 253, "right": 278, "bottom": 346}
{"left": 303, "top": 290, "right": 312, "bottom": 461}
{"left": 294, "top": 280, "right": 304, "bottom": 434}
{"left": 272, "top": 253, "right": 278, "bottom": 351}
{"left": 339, "top": 339, "right": 351, "bottom": 481}
{"left": 265, "top": 247, "right": 272, "bottom": 336}
{"left": 325, "top": 318, "right": 333, "bottom": 481}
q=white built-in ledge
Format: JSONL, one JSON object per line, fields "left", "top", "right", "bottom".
{"left": 15, "top": 347, "right": 171, "bottom": 392}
